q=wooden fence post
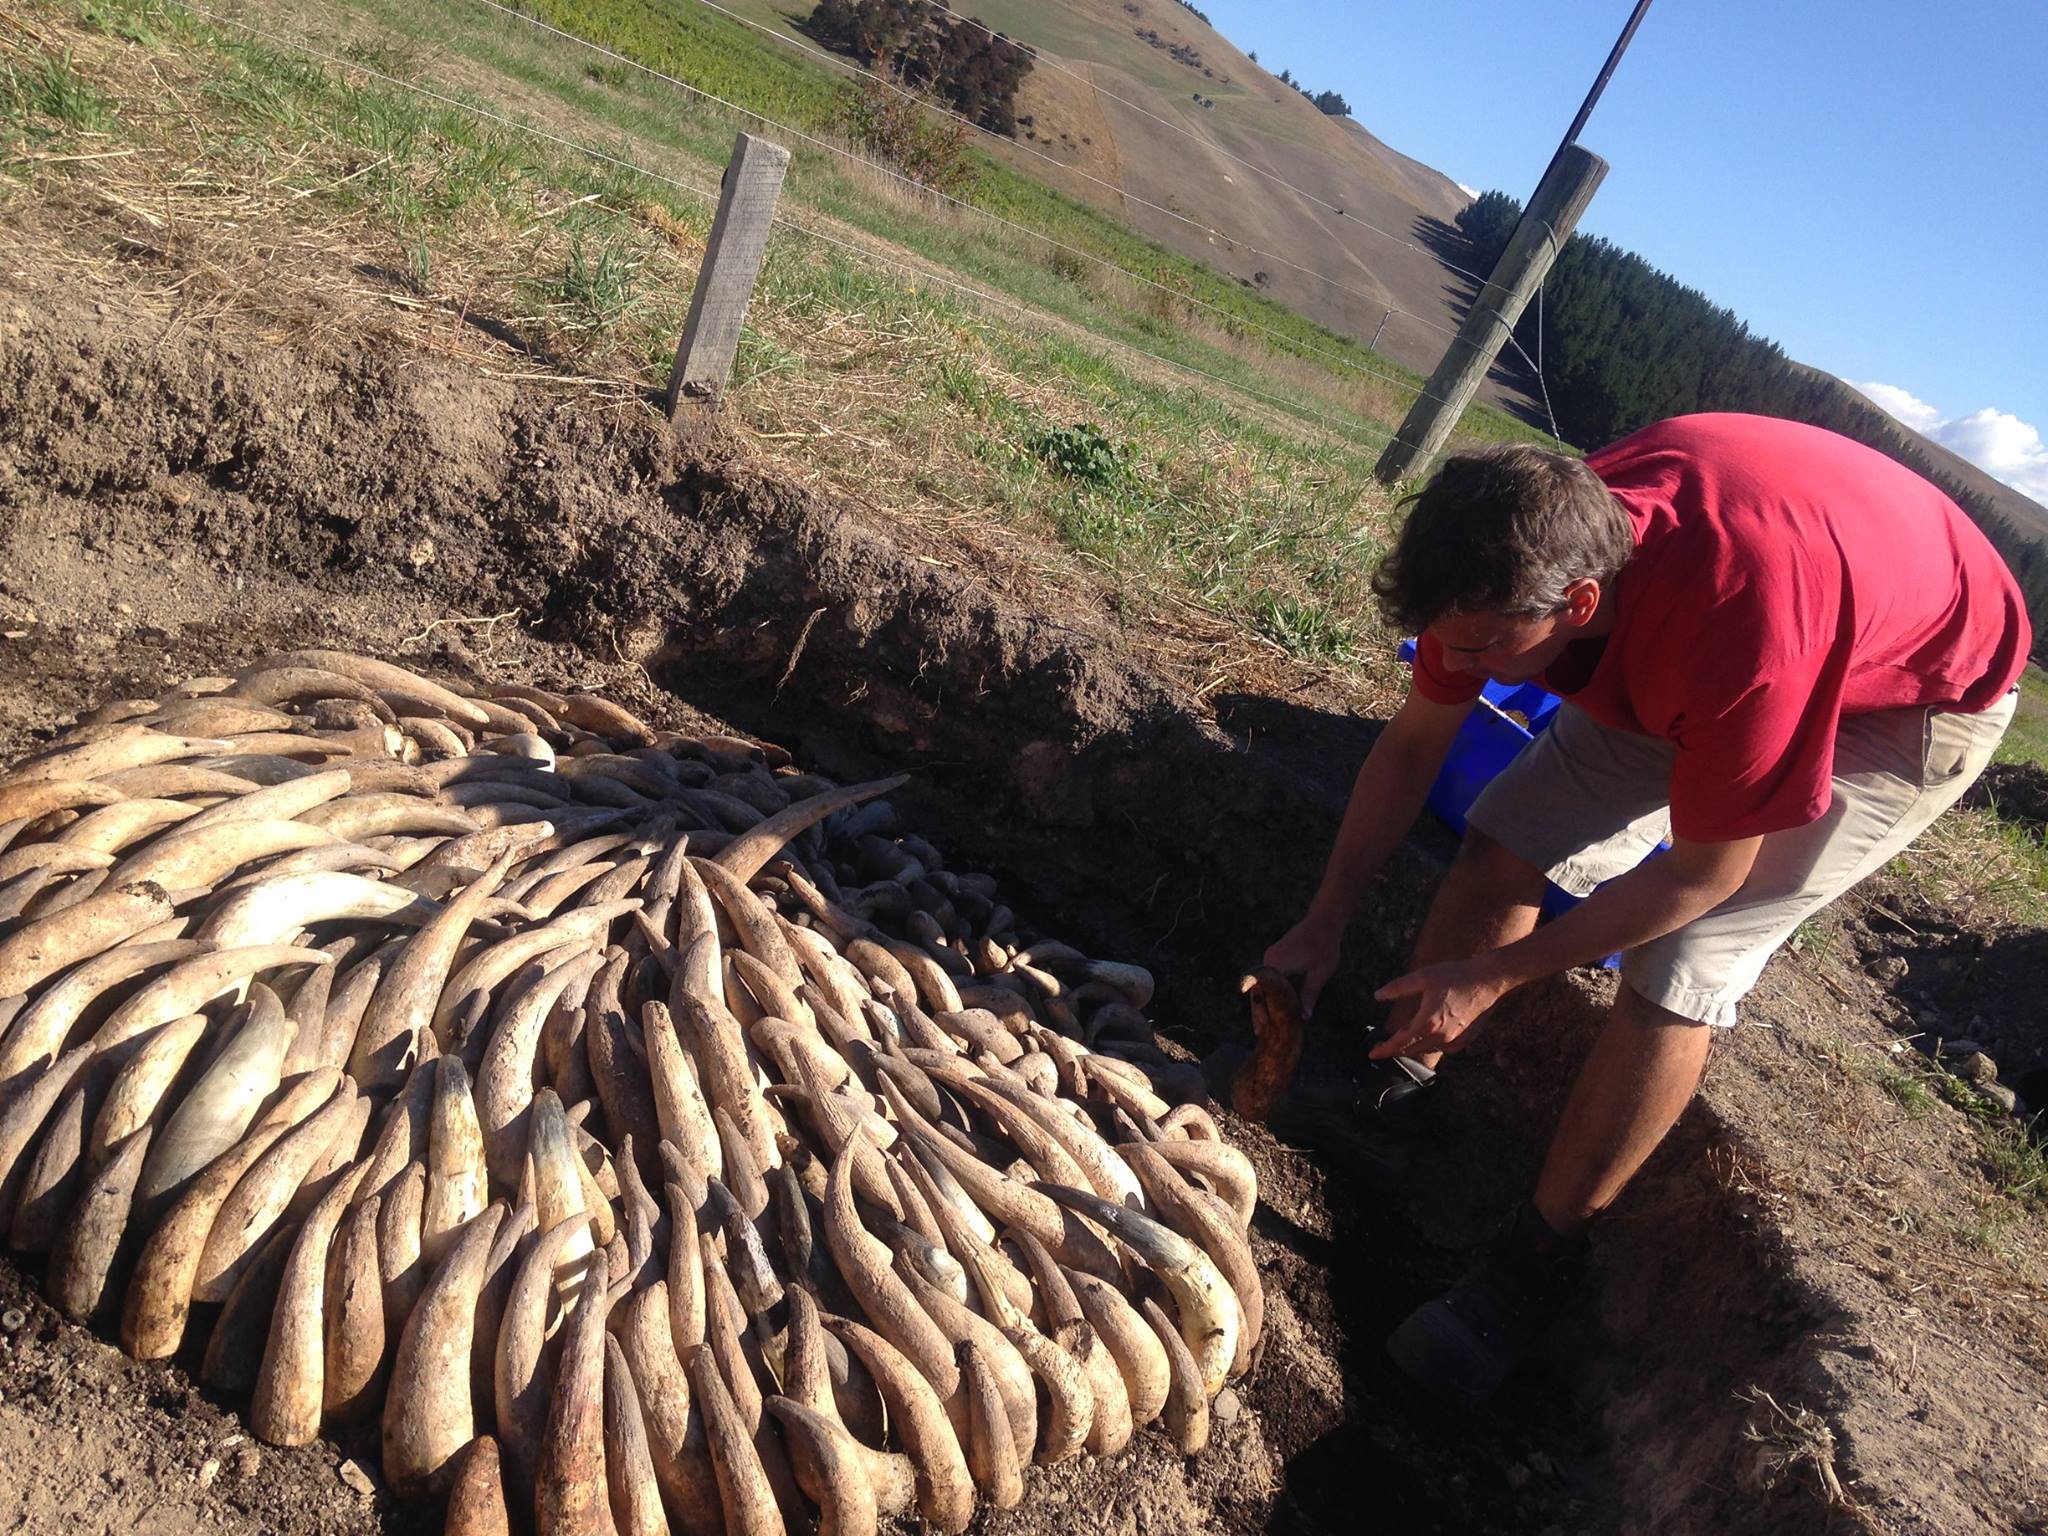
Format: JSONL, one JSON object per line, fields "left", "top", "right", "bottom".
{"left": 1373, "top": 144, "right": 1608, "bottom": 484}
{"left": 666, "top": 131, "right": 791, "bottom": 417}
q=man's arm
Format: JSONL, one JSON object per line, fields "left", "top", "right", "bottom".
{"left": 1371, "top": 832, "right": 1762, "bottom": 1058}
{"left": 1264, "top": 688, "right": 1472, "bottom": 1013}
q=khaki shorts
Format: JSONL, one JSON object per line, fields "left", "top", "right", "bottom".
{"left": 1465, "top": 690, "right": 2017, "bottom": 1026}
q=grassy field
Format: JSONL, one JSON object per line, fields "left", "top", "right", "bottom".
{"left": 1996, "top": 663, "right": 2048, "bottom": 767}
{"left": 387, "top": 0, "right": 1550, "bottom": 445}
{"left": 4, "top": 0, "right": 1495, "bottom": 706}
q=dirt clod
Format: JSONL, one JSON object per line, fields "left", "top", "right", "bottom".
{"left": 336, "top": 1461, "right": 376, "bottom": 1498}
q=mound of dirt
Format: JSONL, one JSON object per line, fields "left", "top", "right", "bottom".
{"left": 3, "top": 192, "right": 2045, "bottom": 1536}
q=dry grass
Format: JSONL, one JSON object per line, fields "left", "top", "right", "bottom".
{"left": 1888, "top": 804, "right": 2048, "bottom": 925}
{"left": 0, "top": 0, "right": 1420, "bottom": 721}
{"left": 1738, "top": 1389, "right": 1852, "bottom": 1509}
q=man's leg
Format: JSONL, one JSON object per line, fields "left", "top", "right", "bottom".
{"left": 1386, "top": 829, "right": 1548, "bottom": 1067}
{"left": 1389, "top": 696, "right": 2016, "bottom": 1406}
{"left": 1427, "top": 705, "right": 1677, "bottom": 1066}
{"left": 1531, "top": 984, "right": 1714, "bottom": 1237}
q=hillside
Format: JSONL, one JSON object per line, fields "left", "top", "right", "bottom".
{"left": 722, "top": 0, "right": 2048, "bottom": 563}
{"left": 718, "top": 0, "right": 1486, "bottom": 387}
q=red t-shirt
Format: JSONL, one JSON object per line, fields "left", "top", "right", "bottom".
{"left": 1411, "top": 414, "right": 2032, "bottom": 841}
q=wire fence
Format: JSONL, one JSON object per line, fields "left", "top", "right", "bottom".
{"left": 464, "top": 0, "right": 1448, "bottom": 419}
{"left": 178, "top": 0, "right": 1567, "bottom": 453}
{"left": 180, "top": 0, "right": 1396, "bottom": 447}
{"left": 683, "top": 0, "right": 1472, "bottom": 348}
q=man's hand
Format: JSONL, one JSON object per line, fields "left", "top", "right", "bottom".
{"left": 1370, "top": 955, "right": 1513, "bottom": 1060}
{"left": 1263, "top": 911, "right": 1345, "bottom": 1017}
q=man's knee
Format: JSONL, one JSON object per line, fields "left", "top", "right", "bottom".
{"left": 1613, "top": 978, "right": 1709, "bottom": 1030}
{"left": 1451, "top": 828, "right": 1548, "bottom": 902}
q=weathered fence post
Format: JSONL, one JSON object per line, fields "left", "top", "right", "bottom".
{"left": 1373, "top": 144, "right": 1608, "bottom": 484}
{"left": 666, "top": 131, "right": 791, "bottom": 418}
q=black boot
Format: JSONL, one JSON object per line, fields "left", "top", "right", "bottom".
{"left": 1386, "top": 1201, "right": 1588, "bottom": 1408}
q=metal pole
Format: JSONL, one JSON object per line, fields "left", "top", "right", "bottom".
{"left": 1538, "top": 0, "right": 1654, "bottom": 187}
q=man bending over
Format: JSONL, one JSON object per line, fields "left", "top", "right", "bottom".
{"left": 1265, "top": 412, "right": 2030, "bottom": 1406}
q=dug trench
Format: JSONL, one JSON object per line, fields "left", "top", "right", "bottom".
{"left": 2, "top": 252, "right": 2041, "bottom": 1535}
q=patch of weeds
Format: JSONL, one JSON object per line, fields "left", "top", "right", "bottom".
{"left": 1958, "top": 1200, "right": 2017, "bottom": 1254}
{"left": 1251, "top": 591, "right": 1357, "bottom": 663}
{"left": 340, "top": 37, "right": 422, "bottom": 79}
{"left": 1981, "top": 1120, "right": 2048, "bottom": 1201}
{"left": 1042, "top": 245, "right": 1089, "bottom": 284}
{"left": 1026, "top": 421, "right": 1127, "bottom": 487}
{"left": 584, "top": 60, "right": 635, "bottom": 90}
{"left": 730, "top": 330, "right": 805, "bottom": 390}
{"left": 833, "top": 77, "right": 978, "bottom": 198}
{"left": 405, "top": 234, "right": 433, "bottom": 293}
{"left": 202, "top": 47, "right": 323, "bottom": 130}
{"left": 1049, "top": 494, "right": 1145, "bottom": 562}
{"left": 1992, "top": 664, "right": 2048, "bottom": 767}
{"left": 3, "top": 48, "right": 115, "bottom": 134}
{"left": 1788, "top": 918, "right": 1837, "bottom": 963}
{"left": 932, "top": 356, "right": 995, "bottom": 415}
{"left": 1878, "top": 1065, "right": 1935, "bottom": 1118}
{"left": 552, "top": 234, "right": 640, "bottom": 328}
{"left": 1935, "top": 1073, "right": 2002, "bottom": 1122}
{"left": 79, "top": 0, "right": 168, "bottom": 47}
{"left": 1891, "top": 805, "right": 2048, "bottom": 923}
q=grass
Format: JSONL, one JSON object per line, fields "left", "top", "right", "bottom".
{"left": 550, "top": 233, "right": 642, "bottom": 327}
{"left": 1251, "top": 592, "right": 1359, "bottom": 663}
{"left": 1868, "top": 1048, "right": 2046, "bottom": 1209}
{"left": 233, "top": 0, "right": 1551, "bottom": 457}
{"left": 1, "top": 0, "right": 1422, "bottom": 706}
{"left": 1878, "top": 1063, "right": 1936, "bottom": 1118}
{"left": 1, "top": 45, "right": 115, "bottom": 136}
{"left": 1982, "top": 1118, "right": 2048, "bottom": 1202}
{"left": 1994, "top": 662, "right": 2048, "bottom": 768}
{"left": 1787, "top": 917, "right": 1838, "bottom": 964}
{"left": 1888, "top": 803, "right": 2048, "bottom": 924}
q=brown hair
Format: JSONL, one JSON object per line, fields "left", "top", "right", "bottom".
{"left": 1371, "top": 444, "right": 1632, "bottom": 634}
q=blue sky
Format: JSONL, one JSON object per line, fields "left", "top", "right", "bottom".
{"left": 1199, "top": 0, "right": 2048, "bottom": 502}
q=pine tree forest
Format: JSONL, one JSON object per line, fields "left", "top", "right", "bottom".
{"left": 1455, "top": 190, "right": 2048, "bottom": 645}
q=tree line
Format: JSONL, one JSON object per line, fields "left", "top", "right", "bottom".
{"left": 808, "top": 0, "right": 1034, "bottom": 135}
{"left": 1269, "top": 66, "right": 1349, "bottom": 116}
{"left": 1454, "top": 190, "right": 2048, "bottom": 644}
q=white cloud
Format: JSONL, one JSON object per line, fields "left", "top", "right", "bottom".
{"left": 1854, "top": 381, "right": 1943, "bottom": 435}
{"left": 1455, "top": 182, "right": 1479, "bottom": 201}
{"left": 1854, "top": 382, "right": 2048, "bottom": 504}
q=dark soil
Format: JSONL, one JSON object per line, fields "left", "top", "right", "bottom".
{"left": 1, "top": 189, "right": 2045, "bottom": 1536}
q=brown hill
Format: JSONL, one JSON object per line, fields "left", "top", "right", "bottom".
{"left": 723, "top": 0, "right": 1488, "bottom": 386}
{"left": 732, "top": 0, "right": 2048, "bottom": 525}
{"left": 970, "top": 0, "right": 1484, "bottom": 376}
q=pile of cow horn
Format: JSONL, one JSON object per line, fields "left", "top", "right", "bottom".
{"left": 0, "top": 648, "right": 1260, "bottom": 1534}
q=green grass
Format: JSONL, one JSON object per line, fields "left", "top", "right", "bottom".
{"left": 252, "top": 0, "right": 1549, "bottom": 458}
{"left": 1994, "top": 662, "right": 2048, "bottom": 768}
{"left": 1872, "top": 1052, "right": 2045, "bottom": 1209}
{"left": 1787, "top": 917, "right": 1838, "bottom": 964}
{"left": 1889, "top": 804, "right": 2048, "bottom": 925}
{"left": 1878, "top": 1064, "right": 1936, "bottom": 1118}
{"left": 6, "top": 0, "right": 1411, "bottom": 697}
{"left": 1, "top": 45, "right": 116, "bottom": 138}
{"left": 550, "top": 233, "right": 643, "bottom": 327}
{"left": 1251, "top": 592, "right": 1359, "bottom": 663}
{"left": 1982, "top": 1119, "right": 2048, "bottom": 1202}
